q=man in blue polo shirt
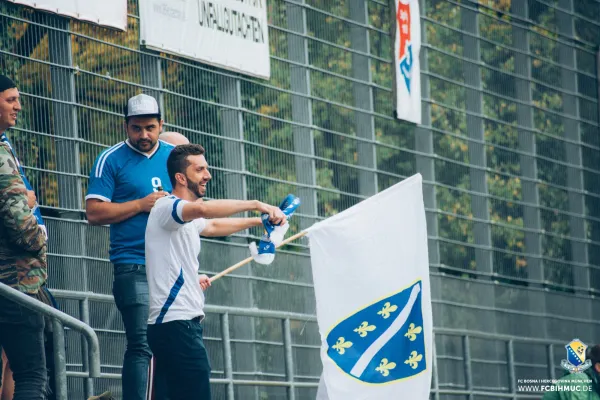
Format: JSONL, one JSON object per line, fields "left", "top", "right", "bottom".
{"left": 86, "top": 93, "right": 173, "bottom": 400}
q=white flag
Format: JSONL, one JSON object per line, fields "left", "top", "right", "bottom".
{"left": 393, "top": 0, "right": 421, "bottom": 124}
{"left": 308, "top": 174, "right": 432, "bottom": 400}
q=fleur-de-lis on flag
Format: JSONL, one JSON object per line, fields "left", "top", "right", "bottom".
{"left": 332, "top": 337, "right": 353, "bottom": 355}
{"left": 353, "top": 321, "right": 376, "bottom": 338}
{"left": 404, "top": 351, "right": 423, "bottom": 369}
{"left": 375, "top": 358, "right": 397, "bottom": 377}
{"left": 404, "top": 323, "right": 423, "bottom": 341}
{"left": 377, "top": 302, "right": 398, "bottom": 319}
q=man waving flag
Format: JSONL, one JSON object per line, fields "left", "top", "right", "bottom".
{"left": 309, "top": 174, "right": 432, "bottom": 399}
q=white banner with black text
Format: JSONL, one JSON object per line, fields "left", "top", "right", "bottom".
{"left": 139, "top": 0, "right": 270, "bottom": 79}
{"left": 8, "top": 0, "right": 127, "bottom": 31}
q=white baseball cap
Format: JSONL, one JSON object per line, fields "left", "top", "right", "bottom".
{"left": 125, "top": 93, "right": 161, "bottom": 118}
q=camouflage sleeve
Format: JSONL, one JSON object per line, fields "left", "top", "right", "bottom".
{"left": 0, "top": 145, "right": 46, "bottom": 252}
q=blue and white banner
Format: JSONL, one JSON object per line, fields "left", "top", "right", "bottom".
{"left": 308, "top": 174, "right": 432, "bottom": 399}
{"left": 393, "top": 0, "right": 422, "bottom": 124}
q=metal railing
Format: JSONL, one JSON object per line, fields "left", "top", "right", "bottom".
{"left": 0, "top": 282, "right": 101, "bottom": 400}
{"left": 433, "top": 327, "right": 567, "bottom": 400}
{"left": 51, "top": 289, "right": 320, "bottom": 399}
{"left": 46, "top": 287, "right": 576, "bottom": 400}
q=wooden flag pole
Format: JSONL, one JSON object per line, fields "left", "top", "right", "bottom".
{"left": 209, "top": 230, "right": 309, "bottom": 283}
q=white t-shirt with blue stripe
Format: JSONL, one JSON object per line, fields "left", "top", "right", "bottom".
{"left": 145, "top": 195, "right": 207, "bottom": 325}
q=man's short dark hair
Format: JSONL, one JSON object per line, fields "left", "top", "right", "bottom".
{"left": 587, "top": 345, "right": 600, "bottom": 367}
{"left": 167, "top": 144, "right": 206, "bottom": 187}
{"left": 0, "top": 75, "right": 16, "bottom": 93}
{"left": 124, "top": 114, "right": 162, "bottom": 125}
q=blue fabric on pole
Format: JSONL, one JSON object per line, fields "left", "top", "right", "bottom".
{"left": 263, "top": 194, "right": 301, "bottom": 246}
{"left": 250, "top": 194, "right": 301, "bottom": 265}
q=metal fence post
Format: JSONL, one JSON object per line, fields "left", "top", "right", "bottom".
{"left": 461, "top": 3, "right": 493, "bottom": 276}
{"left": 349, "top": 0, "right": 378, "bottom": 197}
{"left": 548, "top": 344, "right": 556, "bottom": 380}
{"left": 463, "top": 335, "right": 473, "bottom": 400}
{"left": 53, "top": 319, "right": 68, "bottom": 400}
{"left": 507, "top": 340, "right": 516, "bottom": 400}
{"left": 598, "top": 49, "right": 600, "bottom": 130}
{"left": 218, "top": 76, "right": 248, "bottom": 206}
{"left": 140, "top": 51, "right": 164, "bottom": 112}
{"left": 283, "top": 318, "right": 296, "bottom": 400}
{"left": 221, "top": 313, "right": 235, "bottom": 400}
{"left": 218, "top": 74, "right": 259, "bottom": 399}
{"left": 287, "top": 0, "right": 319, "bottom": 232}
{"left": 431, "top": 334, "right": 440, "bottom": 400}
{"left": 558, "top": 0, "right": 591, "bottom": 293}
{"left": 285, "top": 0, "right": 320, "bottom": 353}
{"left": 512, "top": 0, "right": 544, "bottom": 286}
{"left": 461, "top": 5, "right": 499, "bottom": 386}
{"left": 80, "top": 297, "right": 94, "bottom": 397}
{"left": 47, "top": 14, "right": 82, "bottom": 215}
{"left": 416, "top": 0, "right": 441, "bottom": 270}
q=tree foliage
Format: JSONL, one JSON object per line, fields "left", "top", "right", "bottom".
{"left": 1, "top": 0, "right": 600, "bottom": 298}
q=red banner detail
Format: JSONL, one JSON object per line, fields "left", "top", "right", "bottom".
{"left": 396, "top": 1, "right": 411, "bottom": 60}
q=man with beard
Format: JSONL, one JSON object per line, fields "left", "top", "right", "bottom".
{"left": 0, "top": 75, "right": 48, "bottom": 399}
{"left": 85, "top": 93, "right": 173, "bottom": 400}
{"left": 144, "top": 144, "right": 286, "bottom": 399}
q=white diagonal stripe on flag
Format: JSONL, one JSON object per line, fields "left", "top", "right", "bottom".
{"left": 350, "top": 283, "right": 420, "bottom": 377}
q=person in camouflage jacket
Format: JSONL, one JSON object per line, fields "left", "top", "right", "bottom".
{"left": 0, "top": 74, "right": 48, "bottom": 399}
{"left": 0, "top": 141, "right": 47, "bottom": 292}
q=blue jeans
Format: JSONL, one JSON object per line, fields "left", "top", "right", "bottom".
{"left": 0, "top": 293, "right": 47, "bottom": 400}
{"left": 113, "top": 264, "right": 169, "bottom": 400}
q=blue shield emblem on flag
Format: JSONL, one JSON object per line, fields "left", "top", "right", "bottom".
{"left": 325, "top": 280, "right": 426, "bottom": 384}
